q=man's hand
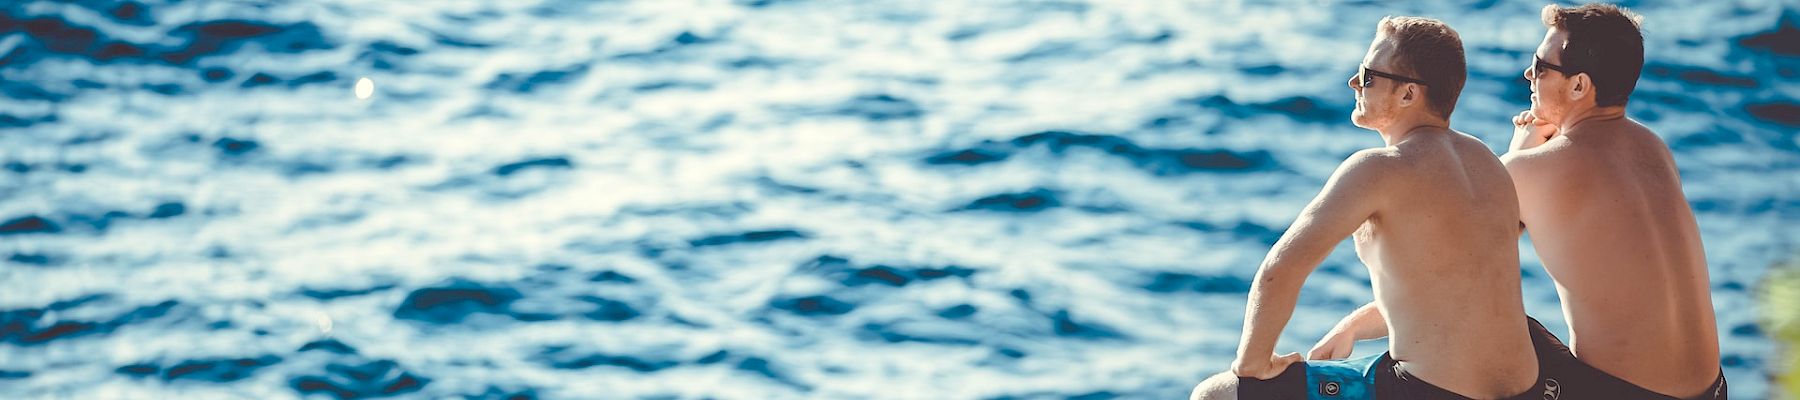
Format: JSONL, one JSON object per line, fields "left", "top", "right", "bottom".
{"left": 1231, "top": 352, "right": 1304, "bottom": 380}
{"left": 1509, "top": 110, "right": 1557, "bottom": 152}
{"left": 1307, "top": 328, "right": 1356, "bottom": 360}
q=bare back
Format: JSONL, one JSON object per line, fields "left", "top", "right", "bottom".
{"left": 1505, "top": 118, "right": 1721, "bottom": 397}
{"left": 1355, "top": 130, "right": 1538, "bottom": 397}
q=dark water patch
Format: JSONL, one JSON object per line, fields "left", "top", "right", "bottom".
{"left": 725, "top": 55, "right": 787, "bottom": 69}
{"left": 492, "top": 156, "right": 573, "bottom": 176}
{"left": 9, "top": 252, "right": 62, "bottom": 266}
{"left": 0, "top": 113, "right": 58, "bottom": 129}
{"left": 1643, "top": 63, "right": 1759, "bottom": 88}
{"left": 1049, "top": 309, "right": 1121, "bottom": 339}
{"left": 62, "top": 210, "right": 130, "bottom": 232}
{"left": 1737, "top": 12, "right": 1800, "bottom": 56}
{"left": 486, "top": 64, "right": 589, "bottom": 93}
{"left": 0, "top": 299, "right": 178, "bottom": 346}
{"left": 695, "top": 349, "right": 733, "bottom": 365}
{"left": 688, "top": 229, "right": 809, "bottom": 248}
{"left": 427, "top": 29, "right": 492, "bottom": 49}
{"left": 534, "top": 346, "right": 679, "bottom": 372}
{"left": 300, "top": 283, "right": 397, "bottom": 301}
{"left": 1068, "top": 391, "right": 1122, "bottom": 400}
{"left": 835, "top": 94, "right": 923, "bottom": 121}
{"left": 632, "top": 80, "right": 714, "bottom": 92}
{"left": 240, "top": 71, "right": 338, "bottom": 89}
{"left": 4, "top": 161, "right": 28, "bottom": 173}
{"left": 618, "top": 201, "right": 755, "bottom": 218}
{"left": 1636, "top": 90, "right": 1710, "bottom": 113}
{"left": 116, "top": 355, "right": 282, "bottom": 382}
{"left": 801, "top": 255, "right": 978, "bottom": 288}
{"left": 937, "top": 304, "right": 978, "bottom": 319}
{"left": 1143, "top": 148, "right": 1276, "bottom": 175}
{"left": 71, "top": 79, "right": 105, "bottom": 89}
{"left": 587, "top": 270, "right": 637, "bottom": 284}
{"left": 161, "top": 20, "right": 334, "bottom": 65}
{"left": 360, "top": 40, "right": 421, "bottom": 70}
{"left": 104, "top": 1, "right": 154, "bottom": 26}
{"left": 1180, "top": 94, "right": 1349, "bottom": 123}
{"left": 0, "top": 17, "right": 106, "bottom": 66}
{"left": 608, "top": 30, "right": 715, "bottom": 61}
{"left": 1241, "top": 64, "right": 1285, "bottom": 76}
{"left": 1176, "top": 219, "right": 1283, "bottom": 245}
{"left": 1745, "top": 100, "right": 1800, "bottom": 128}
{"left": 858, "top": 321, "right": 982, "bottom": 346}
{"left": 0, "top": 215, "right": 60, "bottom": 235}
{"left": 1731, "top": 322, "right": 1762, "bottom": 338}
{"left": 392, "top": 279, "right": 524, "bottom": 324}
{"left": 213, "top": 137, "right": 261, "bottom": 156}
{"left": 147, "top": 202, "right": 185, "bottom": 219}
{"left": 734, "top": 356, "right": 809, "bottom": 390}
{"left": 924, "top": 148, "right": 1009, "bottom": 165}
{"left": 143, "top": 82, "right": 182, "bottom": 95}
{"left": 63, "top": 131, "right": 118, "bottom": 146}
{"left": 1005, "top": 41, "right": 1082, "bottom": 63}
{"left": 300, "top": 338, "right": 359, "bottom": 355}
{"left": 467, "top": 387, "right": 539, "bottom": 400}
{"left": 1009, "top": 288, "right": 1033, "bottom": 303}
{"left": 290, "top": 359, "right": 431, "bottom": 399}
{"left": 575, "top": 295, "right": 641, "bottom": 322}
{"left": 1, "top": 80, "right": 66, "bottom": 101}
{"left": 0, "top": 369, "right": 29, "bottom": 379}
{"left": 754, "top": 175, "right": 822, "bottom": 195}
{"left": 769, "top": 294, "right": 856, "bottom": 316}
{"left": 926, "top": 130, "right": 1277, "bottom": 174}
{"left": 959, "top": 188, "right": 1061, "bottom": 212}
{"left": 1142, "top": 271, "right": 1251, "bottom": 294}
{"left": 849, "top": 265, "right": 976, "bottom": 287}
{"left": 0, "top": 11, "right": 305, "bottom": 68}
{"left": 1721, "top": 353, "right": 1756, "bottom": 369}
{"left": 1670, "top": 127, "right": 1745, "bottom": 149}
{"left": 290, "top": 71, "right": 339, "bottom": 87}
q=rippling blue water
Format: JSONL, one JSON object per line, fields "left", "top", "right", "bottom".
{"left": 2, "top": 0, "right": 1797, "bottom": 398}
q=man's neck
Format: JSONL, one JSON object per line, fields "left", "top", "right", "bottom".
{"left": 1376, "top": 114, "right": 1450, "bottom": 146}
{"left": 1557, "top": 105, "right": 1628, "bottom": 134}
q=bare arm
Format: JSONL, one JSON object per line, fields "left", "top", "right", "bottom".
{"left": 1502, "top": 110, "right": 1564, "bottom": 235}
{"left": 1308, "top": 302, "right": 1389, "bottom": 360}
{"left": 1232, "top": 150, "right": 1390, "bottom": 378}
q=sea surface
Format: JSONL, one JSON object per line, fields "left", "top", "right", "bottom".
{"left": 2, "top": 0, "right": 1797, "bottom": 398}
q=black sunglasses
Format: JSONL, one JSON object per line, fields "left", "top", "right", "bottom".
{"left": 1358, "top": 65, "right": 1429, "bottom": 88}
{"left": 1533, "top": 55, "right": 1572, "bottom": 77}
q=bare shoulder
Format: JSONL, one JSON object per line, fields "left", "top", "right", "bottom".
{"left": 1338, "top": 147, "right": 1403, "bottom": 178}
{"left": 1499, "top": 137, "right": 1577, "bottom": 184}
{"left": 1323, "top": 148, "right": 1403, "bottom": 193}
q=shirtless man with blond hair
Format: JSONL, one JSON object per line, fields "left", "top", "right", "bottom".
{"left": 1307, "top": 4, "right": 1726, "bottom": 399}
{"left": 1189, "top": 16, "right": 1548, "bottom": 400}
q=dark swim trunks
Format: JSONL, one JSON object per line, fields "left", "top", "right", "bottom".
{"left": 1526, "top": 317, "right": 1728, "bottom": 400}
{"left": 1237, "top": 352, "right": 1554, "bottom": 400}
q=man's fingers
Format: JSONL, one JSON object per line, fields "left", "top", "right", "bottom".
{"left": 1307, "top": 346, "right": 1330, "bottom": 360}
{"left": 1277, "top": 352, "right": 1304, "bottom": 365}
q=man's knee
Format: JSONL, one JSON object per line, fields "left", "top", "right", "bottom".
{"left": 1190, "top": 372, "right": 1237, "bottom": 400}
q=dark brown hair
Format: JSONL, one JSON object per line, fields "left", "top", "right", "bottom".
{"left": 1542, "top": 3, "right": 1645, "bottom": 107}
{"left": 1378, "top": 16, "right": 1467, "bottom": 119}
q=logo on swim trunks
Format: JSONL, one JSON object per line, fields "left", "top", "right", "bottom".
{"left": 1542, "top": 378, "right": 1560, "bottom": 400}
{"left": 1320, "top": 381, "right": 1341, "bottom": 396}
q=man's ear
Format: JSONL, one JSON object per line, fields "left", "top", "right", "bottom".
{"left": 1568, "top": 73, "right": 1590, "bottom": 101}
{"left": 1401, "top": 83, "right": 1418, "bottom": 107}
